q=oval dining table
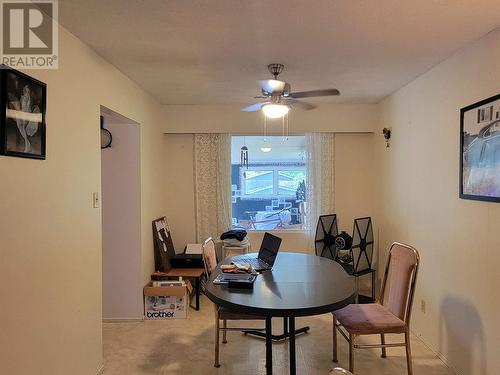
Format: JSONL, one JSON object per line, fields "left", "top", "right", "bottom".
{"left": 205, "top": 252, "right": 356, "bottom": 375}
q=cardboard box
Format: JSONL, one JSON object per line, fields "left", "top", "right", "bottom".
{"left": 143, "top": 280, "right": 193, "bottom": 320}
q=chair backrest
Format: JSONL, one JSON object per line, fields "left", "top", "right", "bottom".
{"left": 380, "top": 242, "right": 420, "bottom": 323}
{"left": 202, "top": 237, "right": 218, "bottom": 278}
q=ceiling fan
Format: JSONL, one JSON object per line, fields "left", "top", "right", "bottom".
{"left": 242, "top": 63, "right": 340, "bottom": 118}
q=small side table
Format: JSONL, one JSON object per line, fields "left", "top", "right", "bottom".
{"left": 151, "top": 268, "right": 205, "bottom": 311}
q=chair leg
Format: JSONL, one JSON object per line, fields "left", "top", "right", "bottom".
{"left": 222, "top": 320, "right": 227, "bottom": 344}
{"left": 349, "top": 334, "right": 355, "bottom": 373}
{"left": 332, "top": 315, "right": 338, "bottom": 362}
{"left": 405, "top": 331, "right": 413, "bottom": 375}
{"left": 381, "top": 333, "right": 387, "bottom": 358}
{"left": 214, "top": 315, "right": 221, "bottom": 368}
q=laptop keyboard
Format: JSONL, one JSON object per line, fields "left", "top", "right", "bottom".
{"left": 238, "top": 257, "right": 268, "bottom": 269}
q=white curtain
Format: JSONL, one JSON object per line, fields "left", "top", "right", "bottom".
{"left": 305, "top": 132, "right": 335, "bottom": 251}
{"left": 194, "top": 133, "right": 232, "bottom": 243}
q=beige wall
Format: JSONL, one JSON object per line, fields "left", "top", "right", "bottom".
{"left": 164, "top": 133, "right": 197, "bottom": 251}
{"left": 164, "top": 133, "right": 375, "bottom": 254}
{"left": 101, "top": 122, "right": 142, "bottom": 320}
{"left": 161, "top": 103, "right": 377, "bottom": 134}
{"left": 0, "top": 27, "right": 166, "bottom": 374}
{"left": 374, "top": 28, "right": 500, "bottom": 375}
{"left": 334, "top": 133, "right": 375, "bottom": 232}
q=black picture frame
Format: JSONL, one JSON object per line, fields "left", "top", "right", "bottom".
{"left": 0, "top": 65, "right": 47, "bottom": 159}
{"left": 459, "top": 93, "right": 500, "bottom": 202}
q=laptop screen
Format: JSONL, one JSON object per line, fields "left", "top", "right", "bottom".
{"left": 258, "top": 233, "right": 282, "bottom": 266}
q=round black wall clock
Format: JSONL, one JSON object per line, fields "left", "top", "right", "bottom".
{"left": 100, "top": 115, "right": 112, "bottom": 149}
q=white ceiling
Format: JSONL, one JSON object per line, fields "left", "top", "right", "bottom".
{"left": 59, "top": 0, "right": 500, "bottom": 105}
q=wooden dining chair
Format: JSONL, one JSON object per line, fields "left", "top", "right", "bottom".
{"left": 202, "top": 237, "right": 266, "bottom": 368}
{"left": 332, "top": 242, "right": 420, "bottom": 374}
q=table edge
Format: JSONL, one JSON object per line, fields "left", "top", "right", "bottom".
{"left": 205, "top": 287, "right": 357, "bottom": 318}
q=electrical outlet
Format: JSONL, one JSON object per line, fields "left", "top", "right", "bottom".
{"left": 420, "top": 299, "right": 426, "bottom": 314}
{"left": 93, "top": 192, "right": 100, "bottom": 208}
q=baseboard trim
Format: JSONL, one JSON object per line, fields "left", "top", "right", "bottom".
{"left": 95, "top": 363, "right": 104, "bottom": 375}
{"left": 411, "top": 332, "right": 463, "bottom": 375}
{"left": 103, "top": 318, "right": 144, "bottom": 323}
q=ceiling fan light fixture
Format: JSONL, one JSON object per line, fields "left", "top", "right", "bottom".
{"left": 262, "top": 104, "right": 289, "bottom": 119}
{"left": 267, "top": 79, "right": 286, "bottom": 92}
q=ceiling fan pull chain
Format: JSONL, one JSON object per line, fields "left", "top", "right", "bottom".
{"left": 286, "top": 112, "right": 290, "bottom": 139}
{"left": 282, "top": 115, "right": 285, "bottom": 139}
{"left": 264, "top": 114, "right": 268, "bottom": 140}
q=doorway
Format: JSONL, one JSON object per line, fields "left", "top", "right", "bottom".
{"left": 100, "top": 106, "right": 142, "bottom": 320}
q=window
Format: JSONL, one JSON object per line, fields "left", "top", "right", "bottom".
{"left": 243, "top": 170, "right": 274, "bottom": 196}
{"left": 278, "top": 170, "right": 306, "bottom": 195}
{"left": 231, "top": 135, "right": 307, "bottom": 230}
{"left": 241, "top": 167, "right": 306, "bottom": 197}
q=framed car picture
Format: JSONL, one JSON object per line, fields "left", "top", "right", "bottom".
{"left": 460, "top": 93, "right": 500, "bottom": 202}
{"left": 0, "top": 66, "right": 47, "bottom": 159}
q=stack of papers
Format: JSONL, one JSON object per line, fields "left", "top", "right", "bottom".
{"left": 221, "top": 263, "right": 252, "bottom": 273}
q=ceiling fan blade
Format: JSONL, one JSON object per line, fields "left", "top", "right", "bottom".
{"left": 289, "top": 88, "right": 340, "bottom": 98}
{"left": 242, "top": 102, "right": 269, "bottom": 112}
{"left": 286, "top": 98, "right": 316, "bottom": 110}
{"left": 259, "top": 79, "right": 287, "bottom": 94}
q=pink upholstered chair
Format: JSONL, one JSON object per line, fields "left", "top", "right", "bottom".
{"left": 332, "top": 242, "right": 420, "bottom": 374}
{"left": 202, "top": 237, "right": 219, "bottom": 280}
{"left": 202, "top": 237, "right": 265, "bottom": 368}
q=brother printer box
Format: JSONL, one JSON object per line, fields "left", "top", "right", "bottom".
{"left": 143, "top": 280, "right": 192, "bottom": 319}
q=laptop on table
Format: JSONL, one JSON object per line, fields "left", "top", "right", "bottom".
{"left": 237, "top": 232, "right": 282, "bottom": 271}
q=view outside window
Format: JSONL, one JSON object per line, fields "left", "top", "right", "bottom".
{"left": 231, "top": 136, "right": 307, "bottom": 230}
